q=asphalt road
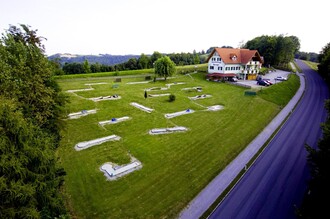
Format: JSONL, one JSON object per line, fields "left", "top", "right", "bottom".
{"left": 208, "top": 60, "right": 329, "bottom": 219}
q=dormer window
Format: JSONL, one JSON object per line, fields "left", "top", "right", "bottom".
{"left": 230, "top": 53, "right": 237, "bottom": 61}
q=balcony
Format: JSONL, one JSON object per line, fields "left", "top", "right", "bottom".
{"left": 242, "top": 70, "right": 258, "bottom": 74}
{"left": 247, "top": 61, "right": 260, "bottom": 65}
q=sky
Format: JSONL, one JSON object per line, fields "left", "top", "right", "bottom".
{"left": 0, "top": 0, "right": 329, "bottom": 56}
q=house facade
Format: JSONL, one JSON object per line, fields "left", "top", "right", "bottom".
{"left": 206, "top": 48, "right": 263, "bottom": 81}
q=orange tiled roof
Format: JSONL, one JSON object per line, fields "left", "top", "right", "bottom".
{"left": 206, "top": 48, "right": 263, "bottom": 64}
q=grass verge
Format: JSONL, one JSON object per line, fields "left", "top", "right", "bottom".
{"left": 302, "top": 60, "right": 319, "bottom": 71}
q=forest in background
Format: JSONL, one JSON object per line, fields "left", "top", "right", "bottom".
{"left": 50, "top": 35, "right": 319, "bottom": 76}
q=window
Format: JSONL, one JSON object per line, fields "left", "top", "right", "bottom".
{"left": 218, "top": 67, "right": 222, "bottom": 70}
{"left": 210, "top": 66, "right": 214, "bottom": 70}
{"left": 225, "top": 67, "right": 230, "bottom": 70}
{"left": 236, "top": 66, "right": 240, "bottom": 70}
{"left": 231, "top": 67, "right": 235, "bottom": 70}
{"left": 217, "top": 57, "right": 221, "bottom": 61}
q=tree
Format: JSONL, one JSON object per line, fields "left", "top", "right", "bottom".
{"left": 138, "top": 53, "right": 150, "bottom": 69}
{"left": 318, "top": 42, "right": 330, "bottom": 84}
{"left": 125, "top": 58, "right": 138, "bottom": 70}
{"left": 193, "top": 53, "right": 200, "bottom": 64}
{"left": 0, "top": 24, "right": 67, "bottom": 218}
{"left": 0, "top": 98, "right": 66, "bottom": 218}
{"left": 63, "top": 62, "right": 84, "bottom": 74}
{"left": 49, "top": 57, "right": 65, "bottom": 75}
{"left": 90, "top": 62, "right": 101, "bottom": 73}
{"left": 244, "top": 34, "right": 300, "bottom": 68}
{"left": 300, "top": 100, "right": 330, "bottom": 218}
{"left": 83, "top": 59, "right": 91, "bottom": 73}
{"left": 154, "top": 56, "right": 176, "bottom": 80}
{"left": 0, "top": 24, "right": 67, "bottom": 140}
{"left": 150, "top": 51, "right": 163, "bottom": 66}
{"left": 169, "top": 94, "right": 176, "bottom": 102}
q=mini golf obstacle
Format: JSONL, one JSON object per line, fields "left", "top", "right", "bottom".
{"left": 126, "top": 81, "right": 151, "bottom": 84}
{"left": 188, "top": 94, "right": 212, "bottom": 100}
{"left": 149, "top": 126, "right": 188, "bottom": 135}
{"left": 148, "top": 93, "right": 170, "bottom": 97}
{"left": 84, "top": 82, "right": 108, "bottom": 86}
{"left": 100, "top": 160, "right": 142, "bottom": 180}
{"left": 88, "top": 94, "right": 121, "bottom": 102}
{"left": 145, "top": 87, "right": 168, "bottom": 91}
{"left": 165, "top": 109, "right": 195, "bottom": 119}
{"left": 206, "top": 105, "right": 224, "bottom": 111}
{"left": 68, "top": 109, "right": 97, "bottom": 119}
{"left": 181, "top": 87, "right": 202, "bottom": 92}
{"left": 98, "top": 116, "right": 130, "bottom": 126}
{"left": 130, "top": 102, "right": 154, "bottom": 113}
{"left": 74, "top": 135, "right": 121, "bottom": 151}
{"left": 165, "top": 82, "right": 185, "bottom": 87}
{"left": 66, "top": 88, "right": 94, "bottom": 93}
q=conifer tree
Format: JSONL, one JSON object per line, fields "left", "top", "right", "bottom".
{"left": 0, "top": 24, "right": 67, "bottom": 218}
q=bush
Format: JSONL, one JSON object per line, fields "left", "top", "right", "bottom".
{"left": 169, "top": 94, "right": 176, "bottom": 102}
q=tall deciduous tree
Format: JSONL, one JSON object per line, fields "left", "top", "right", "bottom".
{"left": 154, "top": 56, "right": 176, "bottom": 80}
{"left": 150, "top": 51, "right": 163, "bottom": 66}
{"left": 138, "top": 53, "right": 150, "bottom": 69}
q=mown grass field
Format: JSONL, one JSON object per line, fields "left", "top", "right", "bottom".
{"left": 57, "top": 72, "right": 299, "bottom": 218}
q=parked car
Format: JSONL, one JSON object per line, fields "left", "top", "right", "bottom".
{"left": 256, "top": 75, "right": 263, "bottom": 81}
{"left": 229, "top": 77, "right": 238, "bottom": 82}
{"left": 275, "top": 76, "right": 287, "bottom": 81}
{"left": 263, "top": 79, "right": 273, "bottom": 85}
{"left": 257, "top": 79, "right": 270, "bottom": 86}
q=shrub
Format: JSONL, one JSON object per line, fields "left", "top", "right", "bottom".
{"left": 169, "top": 94, "right": 176, "bottom": 102}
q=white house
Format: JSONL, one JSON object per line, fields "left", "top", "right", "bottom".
{"left": 206, "top": 48, "right": 263, "bottom": 81}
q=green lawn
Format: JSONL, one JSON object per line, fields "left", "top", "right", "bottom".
{"left": 57, "top": 72, "right": 298, "bottom": 218}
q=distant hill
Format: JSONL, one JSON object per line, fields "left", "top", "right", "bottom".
{"left": 48, "top": 53, "right": 140, "bottom": 66}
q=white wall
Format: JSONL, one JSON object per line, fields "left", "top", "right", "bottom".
{"left": 223, "top": 64, "right": 244, "bottom": 73}
{"left": 207, "top": 52, "right": 225, "bottom": 73}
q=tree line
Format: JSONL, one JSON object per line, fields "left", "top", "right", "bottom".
{"left": 48, "top": 53, "right": 140, "bottom": 66}
{"left": 55, "top": 50, "right": 206, "bottom": 75}
{"left": 295, "top": 51, "right": 319, "bottom": 63}
{"left": 56, "top": 34, "right": 323, "bottom": 76}
{"left": 243, "top": 34, "right": 301, "bottom": 70}
{"left": 0, "top": 25, "right": 68, "bottom": 218}
{"left": 58, "top": 34, "right": 309, "bottom": 76}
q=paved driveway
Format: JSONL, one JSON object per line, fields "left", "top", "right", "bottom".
{"left": 235, "top": 69, "right": 291, "bottom": 88}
